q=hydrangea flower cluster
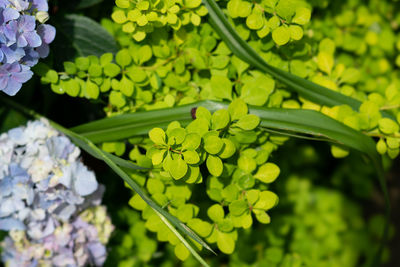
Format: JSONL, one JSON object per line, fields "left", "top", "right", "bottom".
{"left": 0, "top": 120, "right": 114, "bottom": 266}
{"left": 0, "top": 0, "right": 55, "bottom": 96}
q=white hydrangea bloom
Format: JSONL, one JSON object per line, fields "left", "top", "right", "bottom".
{"left": 0, "top": 120, "right": 114, "bottom": 266}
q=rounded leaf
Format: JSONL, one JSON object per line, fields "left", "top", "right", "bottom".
{"left": 272, "top": 26, "right": 291, "bottom": 46}
{"left": 228, "top": 98, "right": 248, "bottom": 121}
{"left": 207, "top": 204, "right": 224, "bottom": 222}
{"left": 254, "top": 163, "right": 280, "bottom": 183}
{"left": 211, "top": 109, "right": 230, "bottom": 130}
{"left": 234, "top": 114, "right": 260, "bottom": 130}
{"left": 169, "top": 157, "right": 188, "bottom": 180}
{"left": 218, "top": 138, "right": 236, "bottom": 159}
{"left": 183, "top": 150, "right": 200, "bottom": 164}
{"left": 229, "top": 200, "right": 248, "bottom": 216}
{"left": 217, "top": 231, "right": 235, "bottom": 254}
{"left": 204, "top": 136, "right": 224, "bottom": 154}
{"left": 206, "top": 155, "right": 223, "bottom": 177}
{"left": 149, "top": 128, "right": 166, "bottom": 145}
{"left": 182, "top": 133, "right": 201, "bottom": 150}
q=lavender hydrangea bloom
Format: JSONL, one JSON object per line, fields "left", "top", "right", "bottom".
{"left": 6, "top": 15, "right": 42, "bottom": 47}
{"left": 35, "top": 23, "right": 55, "bottom": 58}
{"left": 0, "top": 0, "right": 55, "bottom": 96}
{"left": 0, "top": 120, "right": 114, "bottom": 266}
{"left": 2, "top": 206, "right": 114, "bottom": 267}
{"left": 0, "top": 62, "right": 32, "bottom": 96}
{"left": 31, "top": 0, "right": 48, "bottom": 12}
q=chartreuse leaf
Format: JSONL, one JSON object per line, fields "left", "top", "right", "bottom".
{"left": 149, "top": 128, "right": 166, "bottom": 144}
{"left": 196, "top": 106, "right": 212, "bottom": 121}
{"left": 292, "top": 7, "right": 311, "bottom": 25}
{"left": 272, "top": 26, "right": 291, "bottom": 45}
{"left": 218, "top": 138, "right": 236, "bottom": 159}
{"left": 378, "top": 118, "right": 399, "bottom": 134}
{"left": 207, "top": 155, "right": 223, "bottom": 177}
{"left": 217, "top": 232, "right": 235, "bottom": 254}
{"left": 183, "top": 150, "right": 200, "bottom": 164}
{"left": 211, "top": 109, "right": 230, "bottom": 130}
{"left": 204, "top": 135, "right": 224, "bottom": 154}
{"left": 208, "top": 204, "right": 224, "bottom": 222}
{"left": 228, "top": 99, "right": 248, "bottom": 121}
{"left": 234, "top": 114, "right": 260, "bottom": 130}
{"left": 229, "top": 200, "right": 248, "bottom": 216}
{"left": 211, "top": 75, "right": 232, "bottom": 100}
{"left": 254, "top": 163, "right": 280, "bottom": 183}
{"left": 182, "top": 133, "right": 201, "bottom": 150}
{"left": 170, "top": 157, "right": 188, "bottom": 180}
{"left": 0, "top": 97, "right": 214, "bottom": 267}
{"left": 254, "top": 191, "right": 278, "bottom": 210}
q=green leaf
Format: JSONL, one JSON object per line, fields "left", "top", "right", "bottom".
{"left": 227, "top": 0, "right": 251, "bottom": 18}
{"left": 254, "top": 191, "right": 278, "bottom": 210}
{"left": 289, "top": 25, "right": 303, "bottom": 40}
{"left": 170, "top": 157, "right": 188, "bottom": 180}
{"left": 228, "top": 98, "right": 248, "bottom": 121}
{"left": 234, "top": 114, "right": 260, "bottom": 130}
{"left": 183, "top": 0, "right": 202, "bottom": 9}
{"left": 196, "top": 106, "right": 212, "bottom": 121}
{"left": 174, "top": 242, "right": 190, "bottom": 261}
{"left": 104, "top": 63, "right": 121, "bottom": 77}
{"left": 183, "top": 150, "right": 200, "bottom": 164}
{"left": 147, "top": 178, "right": 165, "bottom": 195}
{"left": 115, "top": 0, "right": 130, "bottom": 8}
{"left": 204, "top": 135, "right": 224, "bottom": 154}
{"left": 120, "top": 77, "right": 134, "bottom": 97}
{"left": 317, "top": 52, "right": 334, "bottom": 74}
{"left": 217, "top": 231, "right": 235, "bottom": 254}
{"left": 253, "top": 210, "right": 271, "bottom": 224}
{"left": 246, "top": 13, "right": 264, "bottom": 30}
{"left": 149, "top": 128, "right": 166, "bottom": 144}
{"left": 246, "top": 189, "right": 259, "bottom": 205}
{"left": 211, "top": 109, "right": 230, "bottom": 130}
{"left": 229, "top": 200, "right": 248, "bottom": 216}
{"left": 168, "top": 127, "right": 186, "bottom": 145}
{"left": 188, "top": 219, "right": 213, "bottom": 238}
{"left": 254, "top": 163, "right": 280, "bottom": 183}
{"left": 109, "top": 91, "right": 126, "bottom": 108}
{"left": 88, "top": 64, "right": 102, "bottom": 77}
{"left": 64, "top": 61, "right": 77, "bottom": 74}
{"left": 152, "top": 150, "right": 166, "bottom": 165}
{"left": 53, "top": 14, "right": 118, "bottom": 63}
{"left": 207, "top": 204, "right": 224, "bottom": 222}
{"left": 218, "top": 138, "right": 236, "bottom": 159}
{"left": 206, "top": 155, "right": 223, "bottom": 177}
{"left": 64, "top": 79, "right": 81, "bottom": 97}
{"left": 292, "top": 7, "right": 311, "bottom": 25}
{"left": 376, "top": 139, "right": 387, "bottom": 155}
{"left": 211, "top": 75, "right": 232, "bottom": 100}
{"left": 240, "top": 75, "right": 274, "bottom": 106}
{"left": 182, "top": 133, "right": 201, "bottom": 150}
{"left": 272, "top": 26, "right": 291, "bottom": 45}
{"left": 86, "top": 80, "right": 99, "bottom": 99}
{"left": 116, "top": 49, "right": 132, "bottom": 68}
{"left": 378, "top": 118, "right": 399, "bottom": 135}
{"left": 238, "top": 156, "right": 256, "bottom": 173}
